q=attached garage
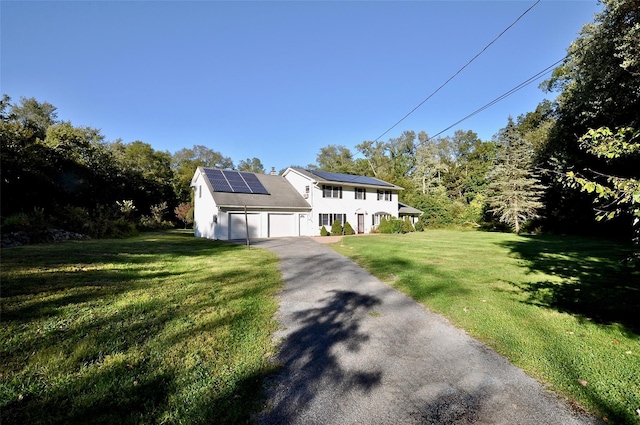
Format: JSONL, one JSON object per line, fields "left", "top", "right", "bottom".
{"left": 229, "top": 213, "right": 261, "bottom": 240}
{"left": 191, "top": 168, "right": 311, "bottom": 241}
{"left": 268, "top": 213, "right": 296, "bottom": 237}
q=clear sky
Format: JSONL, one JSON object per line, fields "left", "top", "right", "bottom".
{"left": 2, "top": 0, "right": 601, "bottom": 172}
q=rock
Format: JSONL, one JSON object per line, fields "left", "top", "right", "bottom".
{"left": 1, "top": 229, "right": 90, "bottom": 248}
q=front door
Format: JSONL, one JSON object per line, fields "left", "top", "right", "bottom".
{"left": 357, "top": 214, "right": 365, "bottom": 234}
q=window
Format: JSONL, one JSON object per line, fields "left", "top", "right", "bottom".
{"left": 322, "top": 185, "right": 342, "bottom": 198}
{"left": 372, "top": 214, "right": 390, "bottom": 226}
{"left": 319, "top": 213, "right": 346, "bottom": 227}
{"left": 355, "top": 187, "right": 366, "bottom": 200}
{"left": 305, "top": 185, "right": 310, "bottom": 195}
{"left": 199, "top": 185, "right": 202, "bottom": 198}
{"left": 377, "top": 190, "right": 392, "bottom": 201}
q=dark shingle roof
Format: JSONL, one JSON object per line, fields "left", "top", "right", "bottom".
{"left": 290, "top": 168, "right": 403, "bottom": 190}
{"left": 199, "top": 167, "right": 311, "bottom": 210}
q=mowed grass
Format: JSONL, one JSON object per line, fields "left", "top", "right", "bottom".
{"left": 332, "top": 230, "right": 640, "bottom": 425}
{"left": 1, "top": 231, "right": 282, "bottom": 424}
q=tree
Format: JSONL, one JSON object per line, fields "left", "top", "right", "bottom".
{"left": 311, "top": 145, "right": 356, "bottom": 174}
{"left": 486, "top": 118, "right": 546, "bottom": 234}
{"left": 563, "top": 126, "right": 640, "bottom": 262}
{"left": 172, "top": 145, "right": 234, "bottom": 202}
{"left": 108, "top": 140, "right": 175, "bottom": 212}
{"left": 238, "top": 157, "right": 265, "bottom": 174}
{"left": 540, "top": 0, "right": 640, "bottom": 235}
{"left": 174, "top": 202, "right": 194, "bottom": 229}
{"left": 9, "top": 96, "right": 58, "bottom": 140}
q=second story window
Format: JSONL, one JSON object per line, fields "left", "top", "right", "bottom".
{"left": 355, "top": 187, "right": 366, "bottom": 200}
{"left": 377, "top": 190, "right": 392, "bottom": 201}
{"left": 322, "top": 185, "right": 342, "bottom": 199}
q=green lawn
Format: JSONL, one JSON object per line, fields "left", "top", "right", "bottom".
{"left": 1, "top": 231, "right": 282, "bottom": 424}
{"left": 332, "top": 230, "right": 640, "bottom": 425}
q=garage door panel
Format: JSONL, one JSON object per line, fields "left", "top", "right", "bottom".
{"left": 269, "top": 214, "right": 295, "bottom": 237}
{"left": 229, "top": 213, "right": 260, "bottom": 239}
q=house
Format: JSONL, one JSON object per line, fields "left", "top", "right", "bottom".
{"left": 398, "top": 202, "right": 423, "bottom": 224}
{"left": 282, "top": 168, "right": 404, "bottom": 235}
{"left": 191, "top": 167, "right": 311, "bottom": 240}
{"left": 192, "top": 166, "right": 414, "bottom": 240}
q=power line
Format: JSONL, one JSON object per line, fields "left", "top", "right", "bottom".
{"left": 372, "top": 0, "right": 541, "bottom": 143}
{"left": 360, "top": 55, "right": 567, "bottom": 171}
{"left": 428, "top": 56, "right": 565, "bottom": 140}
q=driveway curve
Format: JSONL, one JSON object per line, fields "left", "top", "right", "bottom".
{"left": 252, "top": 237, "right": 600, "bottom": 425}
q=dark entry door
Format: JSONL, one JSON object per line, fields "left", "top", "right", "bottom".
{"left": 357, "top": 214, "right": 365, "bottom": 234}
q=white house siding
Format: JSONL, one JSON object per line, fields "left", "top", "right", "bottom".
{"left": 193, "top": 173, "right": 218, "bottom": 239}
{"left": 283, "top": 169, "right": 399, "bottom": 235}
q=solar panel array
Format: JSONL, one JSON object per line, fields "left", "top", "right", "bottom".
{"left": 309, "top": 170, "right": 395, "bottom": 187}
{"left": 203, "top": 169, "right": 270, "bottom": 194}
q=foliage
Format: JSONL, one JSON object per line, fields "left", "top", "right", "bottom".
{"left": 486, "top": 118, "right": 546, "bottom": 234}
{"left": 0, "top": 208, "right": 47, "bottom": 234}
{"left": 414, "top": 221, "right": 424, "bottom": 232}
{"left": 116, "top": 200, "right": 137, "bottom": 218}
{"left": 417, "top": 187, "right": 455, "bottom": 228}
{"left": 107, "top": 140, "right": 175, "bottom": 213}
{"left": 343, "top": 221, "right": 355, "bottom": 235}
{"left": 333, "top": 230, "right": 640, "bottom": 424}
{"left": 174, "top": 202, "right": 194, "bottom": 229}
{"left": 320, "top": 226, "right": 329, "bottom": 236}
{"left": 377, "top": 217, "right": 406, "bottom": 234}
{"left": 0, "top": 231, "right": 282, "bottom": 424}
{"left": 539, "top": 0, "right": 640, "bottom": 236}
{"left": 563, "top": 126, "right": 640, "bottom": 263}
{"left": 171, "top": 145, "right": 234, "bottom": 202}
{"left": 330, "top": 219, "right": 343, "bottom": 236}
{"left": 311, "top": 145, "right": 358, "bottom": 174}
{"left": 139, "top": 202, "right": 173, "bottom": 231}
{"left": 238, "top": 157, "right": 265, "bottom": 174}
{"left": 402, "top": 217, "right": 415, "bottom": 233}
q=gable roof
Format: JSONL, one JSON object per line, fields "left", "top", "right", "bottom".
{"left": 195, "top": 167, "right": 311, "bottom": 210}
{"left": 287, "top": 167, "right": 404, "bottom": 191}
{"left": 398, "top": 201, "right": 423, "bottom": 215}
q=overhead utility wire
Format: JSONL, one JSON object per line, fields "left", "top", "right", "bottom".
{"left": 427, "top": 56, "right": 565, "bottom": 140}
{"left": 372, "top": 0, "right": 541, "bottom": 143}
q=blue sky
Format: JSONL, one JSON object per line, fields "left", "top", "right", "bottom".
{"left": 2, "top": 1, "right": 601, "bottom": 172}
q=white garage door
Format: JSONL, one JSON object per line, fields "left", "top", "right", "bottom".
{"left": 268, "top": 213, "right": 295, "bottom": 237}
{"left": 229, "top": 213, "right": 260, "bottom": 240}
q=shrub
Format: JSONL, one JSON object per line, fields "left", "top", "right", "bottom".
{"left": 414, "top": 221, "right": 424, "bottom": 231}
{"left": 139, "top": 202, "right": 174, "bottom": 231}
{"left": 1, "top": 208, "right": 49, "bottom": 234}
{"left": 378, "top": 217, "right": 406, "bottom": 234}
{"left": 320, "top": 226, "right": 329, "bottom": 236}
{"left": 403, "top": 217, "right": 415, "bottom": 233}
{"left": 1, "top": 212, "right": 30, "bottom": 233}
{"left": 343, "top": 222, "right": 355, "bottom": 235}
{"left": 330, "top": 220, "right": 343, "bottom": 236}
{"left": 54, "top": 205, "right": 92, "bottom": 234}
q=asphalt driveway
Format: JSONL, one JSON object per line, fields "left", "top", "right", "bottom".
{"left": 252, "top": 237, "right": 600, "bottom": 425}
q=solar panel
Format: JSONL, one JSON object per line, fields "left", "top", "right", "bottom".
{"left": 204, "top": 169, "right": 233, "bottom": 192}
{"left": 225, "top": 171, "right": 251, "bottom": 192}
{"left": 242, "top": 172, "right": 270, "bottom": 194}
{"left": 203, "top": 169, "right": 270, "bottom": 194}
{"left": 309, "top": 170, "right": 395, "bottom": 187}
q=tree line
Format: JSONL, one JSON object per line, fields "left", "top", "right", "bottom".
{"left": 0, "top": 95, "right": 266, "bottom": 238}
{"left": 309, "top": 0, "right": 638, "bottom": 253}
{"left": 1, "top": 0, "right": 637, "bottom": 257}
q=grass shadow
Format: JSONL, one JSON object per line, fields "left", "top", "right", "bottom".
{"left": 1, "top": 231, "right": 282, "bottom": 424}
{"left": 499, "top": 234, "right": 640, "bottom": 336}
